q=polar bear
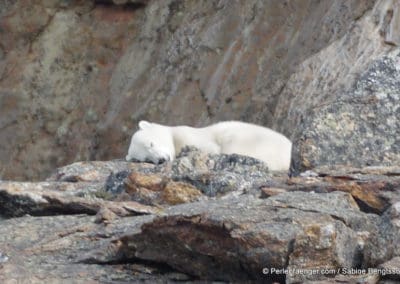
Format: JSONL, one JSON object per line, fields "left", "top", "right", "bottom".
{"left": 126, "top": 121, "right": 292, "bottom": 171}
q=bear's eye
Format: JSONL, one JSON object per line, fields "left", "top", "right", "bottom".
{"left": 150, "top": 142, "right": 154, "bottom": 148}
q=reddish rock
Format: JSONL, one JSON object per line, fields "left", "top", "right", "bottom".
{"left": 0, "top": 0, "right": 387, "bottom": 181}
{"left": 260, "top": 187, "right": 288, "bottom": 198}
{"left": 125, "top": 171, "right": 203, "bottom": 206}
{"left": 161, "top": 181, "right": 203, "bottom": 205}
{"left": 279, "top": 167, "right": 400, "bottom": 214}
{"left": 125, "top": 172, "right": 167, "bottom": 192}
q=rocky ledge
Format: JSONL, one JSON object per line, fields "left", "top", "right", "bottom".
{"left": 1, "top": 148, "right": 400, "bottom": 283}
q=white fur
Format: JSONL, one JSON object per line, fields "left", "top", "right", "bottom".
{"left": 126, "top": 121, "right": 292, "bottom": 171}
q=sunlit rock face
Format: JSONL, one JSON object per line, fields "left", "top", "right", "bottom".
{"left": 1, "top": 0, "right": 399, "bottom": 180}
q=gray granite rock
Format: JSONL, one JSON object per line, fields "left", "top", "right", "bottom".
{"left": 291, "top": 52, "right": 400, "bottom": 174}
{"left": 0, "top": 214, "right": 193, "bottom": 283}
{"left": 112, "top": 193, "right": 371, "bottom": 282}
{"left": 170, "top": 147, "right": 272, "bottom": 196}
{"left": 0, "top": 180, "right": 158, "bottom": 217}
{"left": 364, "top": 202, "right": 400, "bottom": 268}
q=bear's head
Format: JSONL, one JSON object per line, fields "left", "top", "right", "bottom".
{"left": 126, "top": 121, "right": 175, "bottom": 164}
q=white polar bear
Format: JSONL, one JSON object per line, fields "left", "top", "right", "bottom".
{"left": 126, "top": 121, "right": 292, "bottom": 171}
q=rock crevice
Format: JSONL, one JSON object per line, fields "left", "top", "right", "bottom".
{"left": 1, "top": 150, "right": 399, "bottom": 282}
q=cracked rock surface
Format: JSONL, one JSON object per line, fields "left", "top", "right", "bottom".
{"left": 1, "top": 150, "right": 400, "bottom": 283}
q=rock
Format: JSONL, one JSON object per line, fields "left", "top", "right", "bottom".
{"left": 2, "top": 0, "right": 400, "bottom": 281}
{"left": 95, "top": 206, "right": 118, "bottom": 224}
{"left": 47, "top": 160, "right": 156, "bottom": 183}
{"left": 101, "top": 149, "right": 272, "bottom": 205}
{"left": 0, "top": 0, "right": 388, "bottom": 181}
{"left": 384, "top": 1, "right": 400, "bottom": 46}
{"left": 0, "top": 252, "right": 8, "bottom": 264}
{"left": 267, "top": 166, "right": 400, "bottom": 215}
{"left": 112, "top": 0, "right": 149, "bottom": 5}
{"left": 122, "top": 171, "right": 203, "bottom": 206}
{"left": 378, "top": 257, "right": 400, "bottom": 280}
{"left": 364, "top": 202, "right": 400, "bottom": 268}
{"left": 96, "top": 0, "right": 149, "bottom": 5}
{"left": 266, "top": 191, "right": 380, "bottom": 232}
{"left": 1, "top": 157, "right": 400, "bottom": 282}
{"left": 0, "top": 214, "right": 194, "bottom": 283}
{"left": 171, "top": 147, "right": 272, "bottom": 196}
{"left": 124, "top": 174, "right": 164, "bottom": 205}
{"left": 161, "top": 181, "right": 203, "bottom": 205}
{"left": 0, "top": 180, "right": 159, "bottom": 217}
{"left": 281, "top": 0, "right": 400, "bottom": 175}
{"left": 307, "top": 273, "right": 379, "bottom": 284}
{"left": 126, "top": 172, "right": 167, "bottom": 192}
{"left": 105, "top": 169, "right": 131, "bottom": 195}
{"left": 260, "top": 187, "right": 288, "bottom": 198}
{"left": 290, "top": 52, "right": 400, "bottom": 174}
{"left": 108, "top": 192, "right": 375, "bottom": 282}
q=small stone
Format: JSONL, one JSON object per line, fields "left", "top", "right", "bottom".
{"left": 389, "top": 202, "right": 400, "bottom": 218}
{"left": 0, "top": 252, "right": 9, "bottom": 264}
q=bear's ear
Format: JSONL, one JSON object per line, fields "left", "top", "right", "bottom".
{"left": 138, "top": 120, "right": 152, "bottom": 130}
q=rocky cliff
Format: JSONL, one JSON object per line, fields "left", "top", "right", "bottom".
{"left": 1, "top": 0, "right": 399, "bottom": 180}
{"left": 1, "top": 150, "right": 400, "bottom": 283}
{"left": 1, "top": 1, "right": 400, "bottom": 282}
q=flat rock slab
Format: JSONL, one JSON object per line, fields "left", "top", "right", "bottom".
{"left": 0, "top": 181, "right": 159, "bottom": 217}
{"left": 107, "top": 193, "right": 377, "bottom": 282}
{"left": 0, "top": 214, "right": 195, "bottom": 283}
{"left": 47, "top": 160, "right": 157, "bottom": 183}
{"left": 266, "top": 166, "right": 400, "bottom": 214}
